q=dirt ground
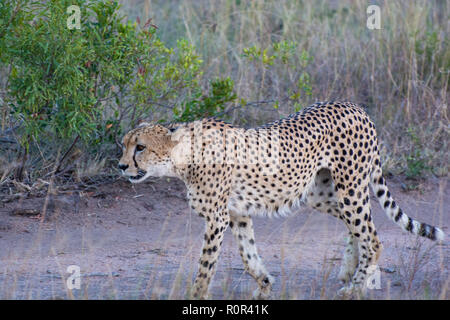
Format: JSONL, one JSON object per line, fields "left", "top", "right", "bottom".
{"left": 0, "top": 176, "right": 448, "bottom": 300}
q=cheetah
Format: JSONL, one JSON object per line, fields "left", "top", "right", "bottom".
{"left": 118, "top": 101, "right": 445, "bottom": 299}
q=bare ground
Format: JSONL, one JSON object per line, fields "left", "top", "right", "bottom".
{"left": 0, "top": 176, "right": 448, "bottom": 300}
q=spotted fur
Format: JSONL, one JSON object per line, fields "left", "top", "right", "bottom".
{"left": 118, "top": 101, "right": 445, "bottom": 299}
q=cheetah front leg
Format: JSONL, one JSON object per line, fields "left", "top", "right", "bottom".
{"left": 229, "top": 213, "right": 274, "bottom": 299}
{"left": 192, "top": 212, "right": 230, "bottom": 299}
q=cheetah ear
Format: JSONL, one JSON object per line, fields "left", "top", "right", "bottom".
{"left": 136, "top": 120, "right": 158, "bottom": 128}
{"left": 169, "top": 127, "right": 191, "bottom": 168}
{"left": 136, "top": 121, "right": 151, "bottom": 128}
{"left": 169, "top": 126, "right": 185, "bottom": 142}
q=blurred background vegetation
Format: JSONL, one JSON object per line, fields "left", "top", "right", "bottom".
{"left": 0, "top": 0, "right": 448, "bottom": 194}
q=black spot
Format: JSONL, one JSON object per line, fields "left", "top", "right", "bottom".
{"left": 429, "top": 227, "right": 436, "bottom": 240}
{"left": 239, "top": 221, "right": 247, "bottom": 228}
{"left": 418, "top": 224, "right": 427, "bottom": 237}
{"left": 394, "top": 209, "right": 403, "bottom": 222}
{"left": 354, "top": 219, "right": 361, "bottom": 226}
{"left": 384, "top": 200, "right": 390, "bottom": 208}
{"left": 377, "top": 189, "right": 385, "bottom": 197}
{"left": 405, "top": 217, "right": 413, "bottom": 232}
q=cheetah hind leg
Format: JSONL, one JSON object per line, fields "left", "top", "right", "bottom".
{"left": 335, "top": 198, "right": 382, "bottom": 299}
{"left": 306, "top": 170, "right": 359, "bottom": 287}
{"left": 229, "top": 213, "right": 274, "bottom": 299}
{"left": 337, "top": 232, "right": 359, "bottom": 283}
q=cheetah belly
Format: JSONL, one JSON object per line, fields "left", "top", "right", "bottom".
{"left": 227, "top": 182, "right": 306, "bottom": 217}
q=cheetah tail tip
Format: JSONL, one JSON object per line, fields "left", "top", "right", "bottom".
{"left": 435, "top": 227, "right": 445, "bottom": 242}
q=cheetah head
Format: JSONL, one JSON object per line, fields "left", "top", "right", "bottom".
{"left": 118, "top": 123, "right": 191, "bottom": 183}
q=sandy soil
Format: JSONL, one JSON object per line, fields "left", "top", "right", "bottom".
{"left": 0, "top": 176, "right": 448, "bottom": 300}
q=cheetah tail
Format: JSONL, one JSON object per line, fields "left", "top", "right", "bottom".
{"left": 369, "top": 163, "right": 445, "bottom": 242}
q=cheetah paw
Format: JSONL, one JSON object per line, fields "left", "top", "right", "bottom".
{"left": 336, "top": 284, "right": 365, "bottom": 300}
{"left": 337, "top": 268, "right": 354, "bottom": 284}
{"left": 252, "top": 287, "right": 272, "bottom": 300}
{"left": 252, "top": 275, "right": 274, "bottom": 300}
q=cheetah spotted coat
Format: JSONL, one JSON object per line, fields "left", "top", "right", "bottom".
{"left": 118, "top": 101, "right": 444, "bottom": 299}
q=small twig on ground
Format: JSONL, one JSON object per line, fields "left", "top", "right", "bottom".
{"left": 11, "top": 208, "right": 40, "bottom": 216}
{"left": 14, "top": 144, "right": 28, "bottom": 181}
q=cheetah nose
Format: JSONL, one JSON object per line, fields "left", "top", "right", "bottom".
{"left": 118, "top": 163, "right": 129, "bottom": 171}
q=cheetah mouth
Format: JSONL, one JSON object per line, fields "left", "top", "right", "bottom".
{"left": 129, "top": 169, "right": 147, "bottom": 181}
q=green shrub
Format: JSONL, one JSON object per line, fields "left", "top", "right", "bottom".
{"left": 404, "top": 128, "right": 431, "bottom": 180}
{"left": 0, "top": 0, "right": 204, "bottom": 147}
{"left": 242, "top": 41, "right": 313, "bottom": 113}
{"left": 173, "top": 77, "right": 237, "bottom": 122}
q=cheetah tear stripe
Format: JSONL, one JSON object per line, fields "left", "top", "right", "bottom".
{"left": 370, "top": 165, "right": 445, "bottom": 241}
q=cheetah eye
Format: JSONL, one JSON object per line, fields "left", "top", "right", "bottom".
{"left": 136, "top": 144, "right": 146, "bottom": 152}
